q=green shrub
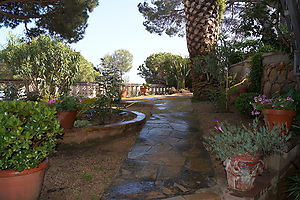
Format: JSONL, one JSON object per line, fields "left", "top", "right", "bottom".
{"left": 287, "top": 171, "right": 300, "bottom": 199}
{"left": 204, "top": 118, "right": 289, "bottom": 161}
{"left": 0, "top": 100, "right": 62, "bottom": 171}
{"left": 235, "top": 92, "right": 259, "bottom": 115}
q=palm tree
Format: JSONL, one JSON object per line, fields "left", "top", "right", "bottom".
{"left": 183, "top": 0, "right": 222, "bottom": 100}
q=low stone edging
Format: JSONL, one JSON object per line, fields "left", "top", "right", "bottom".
{"left": 62, "top": 109, "right": 146, "bottom": 144}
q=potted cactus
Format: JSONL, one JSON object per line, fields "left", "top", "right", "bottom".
{"left": 204, "top": 119, "right": 289, "bottom": 191}
{"left": 0, "top": 100, "right": 62, "bottom": 200}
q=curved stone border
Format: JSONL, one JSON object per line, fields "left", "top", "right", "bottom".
{"left": 62, "top": 109, "right": 146, "bottom": 144}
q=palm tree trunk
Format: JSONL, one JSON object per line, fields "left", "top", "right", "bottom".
{"left": 183, "top": 0, "right": 221, "bottom": 100}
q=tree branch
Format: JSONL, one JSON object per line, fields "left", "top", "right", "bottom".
{"left": 0, "top": 10, "right": 44, "bottom": 19}
{"left": 0, "top": 0, "right": 60, "bottom": 6}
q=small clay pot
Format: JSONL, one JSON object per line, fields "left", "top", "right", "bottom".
{"left": 57, "top": 110, "right": 77, "bottom": 129}
{"left": 120, "top": 90, "right": 128, "bottom": 98}
{"left": 263, "top": 109, "right": 296, "bottom": 135}
{"left": 0, "top": 159, "right": 48, "bottom": 200}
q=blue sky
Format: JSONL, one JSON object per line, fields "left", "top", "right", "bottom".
{"left": 0, "top": 0, "right": 188, "bottom": 83}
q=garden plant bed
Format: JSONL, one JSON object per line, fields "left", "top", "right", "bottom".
{"left": 62, "top": 109, "right": 146, "bottom": 144}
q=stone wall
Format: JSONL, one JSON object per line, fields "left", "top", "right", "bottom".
{"left": 262, "top": 52, "right": 300, "bottom": 97}
{"left": 229, "top": 59, "right": 251, "bottom": 81}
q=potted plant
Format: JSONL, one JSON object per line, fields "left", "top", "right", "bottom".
{"left": 140, "top": 83, "right": 151, "bottom": 95}
{"left": 204, "top": 119, "right": 289, "bottom": 191}
{"left": 0, "top": 100, "right": 62, "bottom": 200}
{"left": 49, "top": 96, "right": 80, "bottom": 129}
{"left": 251, "top": 95, "right": 297, "bottom": 134}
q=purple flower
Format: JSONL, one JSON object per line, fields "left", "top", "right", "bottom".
{"left": 272, "top": 104, "right": 276, "bottom": 108}
{"left": 48, "top": 99, "right": 57, "bottom": 104}
{"left": 280, "top": 104, "right": 284, "bottom": 107}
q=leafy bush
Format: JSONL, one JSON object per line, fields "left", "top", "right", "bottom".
{"left": 0, "top": 100, "right": 62, "bottom": 171}
{"left": 204, "top": 118, "right": 289, "bottom": 161}
{"left": 235, "top": 92, "right": 259, "bottom": 115}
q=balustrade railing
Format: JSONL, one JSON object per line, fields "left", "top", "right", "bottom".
{"left": 0, "top": 79, "right": 171, "bottom": 99}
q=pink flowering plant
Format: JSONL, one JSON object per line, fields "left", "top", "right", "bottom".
{"left": 204, "top": 119, "right": 289, "bottom": 161}
{"left": 48, "top": 96, "right": 80, "bottom": 112}
{"left": 250, "top": 95, "right": 296, "bottom": 115}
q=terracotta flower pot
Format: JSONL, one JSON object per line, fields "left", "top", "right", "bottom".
{"left": 140, "top": 87, "right": 149, "bottom": 95}
{"left": 57, "top": 110, "right": 77, "bottom": 129}
{"left": 0, "top": 159, "right": 48, "bottom": 200}
{"left": 224, "top": 154, "right": 264, "bottom": 191}
{"left": 262, "top": 109, "right": 296, "bottom": 135}
{"left": 120, "top": 90, "right": 128, "bottom": 98}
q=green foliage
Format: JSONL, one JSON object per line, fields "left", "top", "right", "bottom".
{"left": 81, "top": 172, "right": 93, "bottom": 181}
{"left": 138, "top": 52, "right": 190, "bottom": 89}
{"left": 235, "top": 93, "right": 259, "bottom": 116}
{"left": 287, "top": 171, "right": 300, "bottom": 199}
{"left": 248, "top": 45, "right": 275, "bottom": 93}
{"left": 204, "top": 118, "right": 289, "bottom": 161}
{"left": 235, "top": 0, "right": 291, "bottom": 52}
{"left": 138, "top": 0, "right": 226, "bottom": 37}
{"left": 3, "top": 83, "right": 21, "bottom": 101}
{"left": 74, "top": 120, "right": 92, "bottom": 128}
{"left": 208, "top": 88, "right": 227, "bottom": 112}
{"left": 77, "top": 98, "right": 98, "bottom": 117}
{"left": 101, "top": 49, "right": 133, "bottom": 76}
{"left": 75, "top": 57, "right": 99, "bottom": 82}
{"left": 138, "top": 0, "right": 185, "bottom": 37}
{"left": 0, "top": 100, "right": 62, "bottom": 171}
{"left": 0, "top": 0, "right": 98, "bottom": 43}
{"left": 50, "top": 96, "right": 80, "bottom": 112}
{"left": 0, "top": 35, "right": 81, "bottom": 97}
{"left": 97, "top": 64, "right": 122, "bottom": 103}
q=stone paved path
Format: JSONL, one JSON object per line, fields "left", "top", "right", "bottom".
{"left": 103, "top": 98, "right": 218, "bottom": 200}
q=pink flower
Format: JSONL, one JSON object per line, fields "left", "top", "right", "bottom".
{"left": 251, "top": 110, "right": 260, "bottom": 115}
{"left": 79, "top": 99, "right": 84, "bottom": 103}
{"left": 48, "top": 99, "right": 57, "bottom": 104}
{"left": 214, "top": 126, "right": 222, "bottom": 131}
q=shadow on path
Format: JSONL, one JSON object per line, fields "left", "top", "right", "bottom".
{"left": 103, "top": 98, "right": 216, "bottom": 200}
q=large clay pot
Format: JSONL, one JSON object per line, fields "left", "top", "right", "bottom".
{"left": 120, "top": 90, "right": 128, "bottom": 98}
{"left": 57, "top": 110, "right": 77, "bottom": 129}
{"left": 262, "top": 109, "right": 296, "bottom": 135}
{"left": 0, "top": 159, "right": 48, "bottom": 200}
{"left": 224, "top": 154, "right": 264, "bottom": 191}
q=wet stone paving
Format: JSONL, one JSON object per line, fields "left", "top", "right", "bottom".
{"left": 103, "top": 99, "right": 216, "bottom": 200}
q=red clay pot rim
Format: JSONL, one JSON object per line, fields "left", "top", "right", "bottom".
{"left": 0, "top": 159, "right": 49, "bottom": 178}
{"left": 263, "top": 109, "right": 296, "bottom": 115}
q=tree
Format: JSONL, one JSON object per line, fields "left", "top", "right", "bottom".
{"left": 138, "top": 52, "right": 190, "bottom": 89}
{"left": 74, "top": 57, "right": 99, "bottom": 82}
{"left": 138, "top": 0, "right": 225, "bottom": 99}
{"left": 0, "top": 35, "right": 81, "bottom": 97}
{"left": 0, "top": 0, "right": 98, "bottom": 43}
{"left": 100, "top": 49, "right": 133, "bottom": 78}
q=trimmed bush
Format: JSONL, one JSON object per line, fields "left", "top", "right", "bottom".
{"left": 235, "top": 92, "right": 259, "bottom": 116}
{"left": 0, "top": 100, "right": 62, "bottom": 171}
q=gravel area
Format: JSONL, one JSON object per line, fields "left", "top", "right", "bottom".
{"left": 40, "top": 103, "right": 153, "bottom": 200}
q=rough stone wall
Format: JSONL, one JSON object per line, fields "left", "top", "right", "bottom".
{"left": 262, "top": 52, "right": 300, "bottom": 97}
{"left": 229, "top": 59, "right": 251, "bottom": 81}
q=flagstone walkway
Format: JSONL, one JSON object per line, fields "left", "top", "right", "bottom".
{"left": 103, "top": 98, "right": 220, "bottom": 200}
